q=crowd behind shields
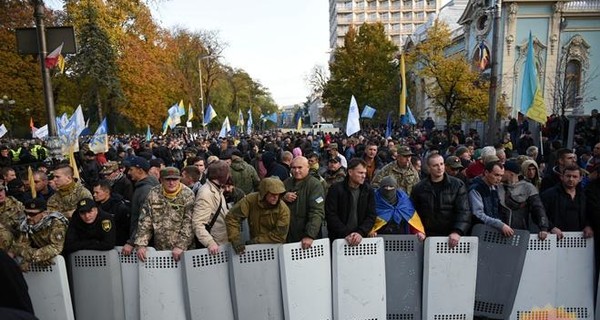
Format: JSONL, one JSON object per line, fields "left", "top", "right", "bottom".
{"left": 1, "top": 112, "right": 600, "bottom": 318}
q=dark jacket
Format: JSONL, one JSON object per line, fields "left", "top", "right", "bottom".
{"left": 498, "top": 180, "right": 549, "bottom": 232}
{"left": 262, "top": 152, "right": 289, "bottom": 182}
{"left": 585, "top": 179, "right": 600, "bottom": 233}
{"left": 410, "top": 174, "right": 471, "bottom": 236}
{"left": 111, "top": 175, "right": 134, "bottom": 202}
{"left": 325, "top": 178, "right": 376, "bottom": 239}
{"left": 540, "top": 166, "right": 562, "bottom": 193}
{"left": 128, "top": 175, "right": 159, "bottom": 244}
{"left": 541, "top": 184, "right": 588, "bottom": 231}
{"left": 63, "top": 210, "right": 116, "bottom": 255}
{"left": 98, "top": 194, "right": 131, "bottom": 246}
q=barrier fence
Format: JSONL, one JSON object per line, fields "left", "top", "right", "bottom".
{"left": 23, "top": 228, "right": 597, "bottom": 320}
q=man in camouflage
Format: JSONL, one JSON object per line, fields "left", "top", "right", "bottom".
{"left": 134, "top": 167, "right": 195, "bottom": 262}
{"left": 229, "top": 149, "right": 260, "bottom": 194}
{"left": 47, "top": 164, "right": 93, "bottom": 219}
{"left": 372, "top": 145, "right": 421, "bottom": 194}
{"left": 11, "top": 198, "right": 68, "bottom": 272}
{"left": 226, "top": 177, "right": 290, "bottom": 254}
{"left": 0, "top": 184, "right": 25, "bottom": 251}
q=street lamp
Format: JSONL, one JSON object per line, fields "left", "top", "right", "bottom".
{"left": 198, "top": 54, "right": 218, "bottom": 126}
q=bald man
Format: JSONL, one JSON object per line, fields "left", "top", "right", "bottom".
{"left": 282, "top": 157, "right": 325, "bottom": 248}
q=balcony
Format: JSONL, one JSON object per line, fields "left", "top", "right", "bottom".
{"left": 563, "top": 0, "right": 600, "bottom": 11}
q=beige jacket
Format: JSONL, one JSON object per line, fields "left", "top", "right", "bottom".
{"left": 192, "top": 181, "right": 228, "bottom": 247}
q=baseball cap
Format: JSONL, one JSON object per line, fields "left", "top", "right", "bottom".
{"left": 445, "top": 156, "right": 464, "bottom": 169}
{"left": 328, "top": 156, "right": 341, "bottom": 163}
{"left": 124, "top": 156, "right": 150, "bottom": 171}
{"left": 76, "top": 198, "right": 97, "bottom": 214}
{"left": 504, "top": 160, "right": 521, "bottom": 174}
{"left": 100, "top": 161, "right": 119, "bottom": 175}
{"left": 160, "top": 167, "right": 181, "bottom": 179}
{"left": 397, "top": 145, "right": 414, "bottom": 157}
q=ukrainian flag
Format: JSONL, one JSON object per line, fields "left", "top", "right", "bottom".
{"left": 371, "top": 189, "right": 425, "bottom": 235}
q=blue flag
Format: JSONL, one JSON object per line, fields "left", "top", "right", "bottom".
{"left": 203, "top": 104, "right": 217, "bottom": 125}
{"left": 146, "top": 125, "right": 152, "bottom": 142}
{"left": 89, "top": 118, "right": 108, "bottom": 154}
{"left": 401, "top": 106, "right": 417, "bottom": 125}
{"left": 247, "top": 109, "right": 253, "bottom": 135}
{"left": 520, "top": 32, "right": 547, "bottom": 124}
{"left": 361, "top": 105, "right": 376, "bottom": 119}
{"left": 385, "top": 112, "right": 392, "bottom": 139}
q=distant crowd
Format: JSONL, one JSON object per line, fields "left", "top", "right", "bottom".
{"left": 1, "top": 109, "right": 599, "bottom": 319}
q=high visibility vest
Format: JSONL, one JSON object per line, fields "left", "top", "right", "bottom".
{"left": 11, "top": 147, "right": 21, "bottom": 162}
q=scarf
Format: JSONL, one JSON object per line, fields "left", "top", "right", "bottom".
{"left": 162, "top": 182, "right": 183, "bottom": 200}
{"left": 19, "top": 212, "right": 68, "bottom": 234}
{"left": 57, "top": 181, "right": 76, "bottom": 197}
{"left": 372, "top": 189, "right": 425, "bottom": 235}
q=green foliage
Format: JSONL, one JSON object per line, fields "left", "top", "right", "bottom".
{"left": 407, "top": 20, "right": 489, "bottom": 127}
{"left": 0, "top": 0, "right": 280, "bottom": 135}
{"left": 322, "top": 23, "right": 399, "bottom": 122}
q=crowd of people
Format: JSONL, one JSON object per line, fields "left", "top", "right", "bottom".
{"left": 0, "top": 111, "right": 599, "bottom": 318}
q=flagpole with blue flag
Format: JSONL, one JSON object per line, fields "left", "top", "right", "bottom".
{"left": 385, "top": 112, "right": 393, "bottom": 139}
{"left": 203, "top": 104, "right": 217, "bottom": 126}
{"left": 89, "top": 118, "right": 108, "bottom": 154}
{"left": 520, "top": 32, "right": 547, "bottom": 124}
{"left": 361, "top": 105, "right": 376, "bottom": 119}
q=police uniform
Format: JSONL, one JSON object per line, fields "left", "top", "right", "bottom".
{"left": 372, "top": 146, "right": 421, "bottom": 194}
{"left": 11, "top": 198, "right": 68, "bottom": 271}
{"left": 63, "top": 198, "right": 116, "bottom": 255}
{"left": 0, "top": 193, "right": 25, "bottom": 251}
{"left": 47, "top": 182, "right": 93, "bottom": 219}
{"left": 134, "top": 167, "right": 195, "bottom": 251}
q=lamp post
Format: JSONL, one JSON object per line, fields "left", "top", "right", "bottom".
{"left": 198, "top": 54, "right": 218, "bottom": 127}
{"left": 486, "top": 0, "right": 502, "bottom": 146}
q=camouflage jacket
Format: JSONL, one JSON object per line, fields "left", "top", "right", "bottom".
{"left": 134, "top": 184, "right": 195, "bottom": 250}
{"left": 47, "top": 182, "right": 93, "bottom": 219}
{"left": 0, "top": 196, "right": 25, "bottom": 250}
{"left": 12, "top": 212, "right": 68, "bottom": 267}
{"left": 372, "top": 162, "right": 421, "bottom": 195}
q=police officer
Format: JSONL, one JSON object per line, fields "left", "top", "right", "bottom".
{"left": 63, "top": 198, "right": 116, "bottom": 256}
{"left": 11, "top": 198, "right": 68, "bottom": 272}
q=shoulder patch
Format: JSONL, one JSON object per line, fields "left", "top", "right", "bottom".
{"left": 315, "top": 196, "right": 324, "bottom": 204}
{"left": 101, "top": 219, "right": 112, "bottom": 232}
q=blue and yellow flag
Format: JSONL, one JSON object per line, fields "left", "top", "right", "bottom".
{"left": 520, "top": 32, "right": 547, "bottom": 124}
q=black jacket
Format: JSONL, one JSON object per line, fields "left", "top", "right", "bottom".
{"left": 63, "top": 210, "right": 116, "bottom": 255}
{"left": 541, "top": 184, "right": 588, "bottom": 231}
{"left": 410, "top": 174, "right": 471, "bottom": 236}
{"left": 585, "top": 179, "right": 600, "bottom": 233}
{"left": 111, "top": 175, "right": 134, "bottom": 202}
{"left": 325, "top": 179, "right": 376, "bottom": 239}
{"left": 98, "top": 194, "right": 131, "bottom": 246}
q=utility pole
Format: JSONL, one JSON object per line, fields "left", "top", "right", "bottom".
{"left": 486, "top": 0, "right": 502, "bottom": 146}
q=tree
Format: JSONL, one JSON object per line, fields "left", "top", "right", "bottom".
{"left": 66, "top": 1, "right": 123, "bottom": 129}
{"left": 322, "top": 23, "right": 399, "bottom": 122}
{"left": 407, "top": 20, "right": 490, "bottom": 127}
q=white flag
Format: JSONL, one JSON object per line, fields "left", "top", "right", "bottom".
{"left": 218, "top": 116, "right": 231, "bottom": 138}
{"left": 345, "top": 95, "right": 361, "bottom": 136}
{"left": 33, "top": 125, "right": 49, "bottom": 139}
{"left": 0, "top": 124, "right": 7, "bottom": 138}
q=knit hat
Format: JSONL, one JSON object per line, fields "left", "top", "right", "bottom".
{"left": 504, "top": 160, "right": 521, "bottom": 174}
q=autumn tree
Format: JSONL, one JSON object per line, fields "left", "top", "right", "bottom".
{"left": 407, "top": 20, "right": 489, "bottom": 127}
{"left": 322, "top": 23, "right": 399, "bottom": 121}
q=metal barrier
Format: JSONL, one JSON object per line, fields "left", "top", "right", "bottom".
{"left": 23, "top": 255, "right": 74, "bottom": 320}
{"left": 332, "top": 237, "right": 386, "bottom": 320}
{"left": 279, "top": 238, "right": 332, "bottom": 320}
{"left": 69, "top": 249, "right": 125, "bottom": 320}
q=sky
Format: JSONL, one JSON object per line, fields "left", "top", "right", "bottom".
{"left": 46, "top": 0, "right": 330, "bottom": 107}
{"left": 151, "top": 0, "right": 330, "bottom": 107}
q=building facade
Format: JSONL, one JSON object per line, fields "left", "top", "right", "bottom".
{"left": 460, "top": 0, "right": 600, "bottom": 117}
{"left": 329, "top": 0, "right": 442, "bottom": 50}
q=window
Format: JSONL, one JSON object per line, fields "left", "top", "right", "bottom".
{"left": 565, "top": 60, "right": 582, "bottom": 110}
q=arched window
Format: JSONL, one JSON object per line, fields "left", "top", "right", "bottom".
{"left": 565, "top": 60, "right": 581, "bottom": 110}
